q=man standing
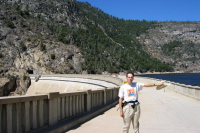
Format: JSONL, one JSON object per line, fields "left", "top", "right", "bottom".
{"left": 118, "top": 72, "right": 164, "bottom": 133}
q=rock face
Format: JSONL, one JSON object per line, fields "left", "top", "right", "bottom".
{"left": 0, "top": 69, "right": 31, "bottom": 96}
{"left": 0, "top": 0, "right": 85, "bottom": 96}
{"left": 0, "top": 78, "right": 15, "bottom": 96}
{"left": 0, "top": 26, "right": 85, "bottom": 74}
{"left": 0, "top": 6, "right": 86, "bottom": 75}
{"left": 139, "top": 22, "right": 200, "bottom": 72}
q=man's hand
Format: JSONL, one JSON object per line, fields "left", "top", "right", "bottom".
{"left": 157, "top": 82, "right": 164, "bottom": 86}
{"left": 120, "top": 111, "right": 124, "bottom": 118}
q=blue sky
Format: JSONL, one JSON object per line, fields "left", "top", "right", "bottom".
{"left": 76, "top": 0, "right": 200, "bottom": 21}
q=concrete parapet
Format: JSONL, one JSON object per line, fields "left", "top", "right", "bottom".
{"left": 135, "top": 76, "right": 200, "bottom": 100}
{"left": 0, "top": 85, "right": 120, "bottom": 133}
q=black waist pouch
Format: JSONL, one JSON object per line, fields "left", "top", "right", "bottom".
{"left": 122, "top": 100, "right": 139, "bottom": 109}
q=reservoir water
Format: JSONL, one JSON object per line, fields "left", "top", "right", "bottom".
{"left": 137, "top": 73, "right": 200, "bottom": 87}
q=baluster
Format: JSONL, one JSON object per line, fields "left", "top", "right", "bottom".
{"left": 6, "top": 104, "right": 13, "bottom": 133}
{"left": 25, "top": 101, "right": 30, "bottom": 132}
{"left": 38, "top": 100, "right": 44, "bottom": 127}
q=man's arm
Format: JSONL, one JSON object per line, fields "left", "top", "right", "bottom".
{"left": 144, "top": 82, "right": 164, "bottom": 87}
{"left": 119, "top": 97, "right": 124, "bottom": 117}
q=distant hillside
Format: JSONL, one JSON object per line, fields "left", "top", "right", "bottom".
{"left": 139, "top": 22, "right": 200, "bottom": 73}
{"left": 0, "top": 0, "right": 199, "bottom": 75}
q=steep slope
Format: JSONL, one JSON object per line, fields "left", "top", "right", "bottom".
{"left": 1, "top": 0, "right": 199, "bottom": 75}
{"left": 0, "top": 0, "right": 86, "bottom": 74}
{"left": 139, "top": 22, "right": 200, "bottom": 72}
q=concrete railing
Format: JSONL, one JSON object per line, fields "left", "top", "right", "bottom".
{"left": 0, "top": 75, "right": 121, "bottom": 133}
{"left": 135, "top": 76, "right": 200, "bottom": 100}
{"left": 0, "top": 88, "right": 120, "bottom": 133}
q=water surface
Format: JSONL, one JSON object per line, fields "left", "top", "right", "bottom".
{"left": 137, "top": 73, "right": 200, "bottom": 87}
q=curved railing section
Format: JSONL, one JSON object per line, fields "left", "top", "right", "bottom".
{"left": 0, "top": 74, "right": 123, "bottom": 133}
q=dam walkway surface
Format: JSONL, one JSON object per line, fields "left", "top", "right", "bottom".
{"left": 66, "top": 78, "right": 200, "bottom": 133}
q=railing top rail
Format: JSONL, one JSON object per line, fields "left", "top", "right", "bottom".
{"left": 0, "top": 94, "right": 47, "bottom": 104}
{"left": 59, "top": 91, "right": 87, "bottom": 97}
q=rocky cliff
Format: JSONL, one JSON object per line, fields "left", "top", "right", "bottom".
{"left": 0, "top": 7, "right": 85, "bottom": 75}
{"left": 0, "top": 69, "right": 31, "bottom": 96}
{"left": 0, "top": 0, "right": 86, "bottom": 95}
{"left": 139, "top": 22, "right": 200, "bottom": 72}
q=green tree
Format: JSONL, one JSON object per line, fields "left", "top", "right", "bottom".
{"left": 50, "top": 54, "right": 55, "bottom": 60}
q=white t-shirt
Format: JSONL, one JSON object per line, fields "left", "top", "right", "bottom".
{"left": 118, "top": 82, "right": 144, "bottom": 102}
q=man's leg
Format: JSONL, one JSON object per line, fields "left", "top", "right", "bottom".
{"left": 123, "top": 104, "right": 134, "bottom": 133}
{"left": 132, "top": 104, "right": 140, "bottom": 133}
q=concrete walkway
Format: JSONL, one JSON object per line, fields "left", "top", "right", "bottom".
{"left": 66, "top": 84, "right": 200, "bottom": 133}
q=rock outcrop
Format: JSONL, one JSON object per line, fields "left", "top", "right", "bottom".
{"left": 0, "top": 69, "right": 31, "bottom": 96}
